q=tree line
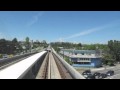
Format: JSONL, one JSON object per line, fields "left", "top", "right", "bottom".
{"left": 0, "top": 37, "right": 48, "bottom": 55}
{"left": 51, "top": 40, "right": 120, "bottom": 65}
{"left": 50, "top": 42, "right": 108, "bottom": 52}
{"left": 50, "top": 42, "right": 82, "bottom": 52}
{"left": 0, "top": 38, "right": 22, "bottom": 54}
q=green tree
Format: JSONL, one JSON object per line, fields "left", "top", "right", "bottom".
{"left": 25, "top": 37, "right": 30, "bottom": 52}
{"left": 25, "top": 37, "right": 29, "bottom": 44}
{"left": 102, "top": 52, "right": 115, "bottom": 66}
{"left": 108, "top": 40, "right": 120, "bottom": 62}
{"left": 0, "top": 39, "right": 6, "bottom": 54}
{"left": 12, "top": 38, "right": 18, "bottom": 53}
{"left": 12, "top": 38, "right": 18, "bottom": 44}
{"left": 64, "top": 56, "right": 73, "bottom": 65}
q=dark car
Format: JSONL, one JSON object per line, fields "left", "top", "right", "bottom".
{"left": 98, "top": 73, "right": 107, "bottom": 79}
{"left": 93, "top": 72, "right": 101, "bottom": 76}
{"left": 106, "top": 70, "right": 114, "bottom": 76}
{"left": 82, "top": 70, "right": 91, "bottom": 75}
{"left": 82, "top": 70, "right": 91, "bottom": 78}
{"left": 93, "top": 72, "right": 101, "bottom": 79}
{"left": 86, "top": 74, "right": 95, "bottom": 79}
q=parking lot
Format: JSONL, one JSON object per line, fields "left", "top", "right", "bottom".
{"left": 78, "top": 64, "right": 120, "bottom": 79}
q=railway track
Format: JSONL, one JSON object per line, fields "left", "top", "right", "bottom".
{"left": 36, "top": 51, "right": 73, "bottom": 79}
{"left": 36, "top": 53, "right": 49, "bottom": 79}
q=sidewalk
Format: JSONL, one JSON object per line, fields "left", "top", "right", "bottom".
{"left": 91, "top": 67, "right": 105, "bottom": 72}
{"left": 91, "top": 64, "right": 120, "bottom": 72}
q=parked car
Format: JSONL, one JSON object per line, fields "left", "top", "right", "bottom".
{"left": 82, "top": 70, "right": 91, "bottom": 75}
{"left": 98, "top": 73, "right": 107, "bottom": 79}
{"left": 93, "top": 72, "right": 101, "bottom": 76}
{"left": 106, "top": 70, "right": 114, "bottom": 76}
{"left": 82, "top": 70, "right": 91, "bottom": 78}
{"left": 93, "top": 72, "right": 101, "bottom": 79}
{"left": 86, "top": 74, "right": 95, "bottom": 79}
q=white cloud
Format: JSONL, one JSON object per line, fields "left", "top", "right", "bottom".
{"left": 64, "top": 28, "right": 101, "bottom": 40}
{"left": 54, "top": 27, "right": 102, "bottom": 42}
{"left": 27, "top": 12, "right": 44, "bottom": 27}
{"left": 60, "top": 23, "right": 115, "bottom": 41}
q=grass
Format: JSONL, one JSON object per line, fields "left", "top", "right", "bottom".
{"left": 75, "top": 68, "right": 87, "bottom": 73}
{"left": 64, "top": 56, "right": 73, "bottom": 65}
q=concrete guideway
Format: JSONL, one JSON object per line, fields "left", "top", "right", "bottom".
{"left": 0, "top": 51, "right": 47, "bottom": 79}
{"left": 36, "top": 51, "right": 72, "bottom": 79}
{"left": 49, "top": 52, "right": 61, "bottom": 79}
{"left": 0, "top": 46, "right": 85, "bottom": 79}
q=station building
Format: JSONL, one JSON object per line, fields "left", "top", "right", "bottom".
{"left": 60, "top": 49, "right": 102, "bottom": 68}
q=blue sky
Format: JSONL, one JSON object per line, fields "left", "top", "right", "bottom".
{"left": 0, "top": 11, "right": 120, "bottom": 44}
